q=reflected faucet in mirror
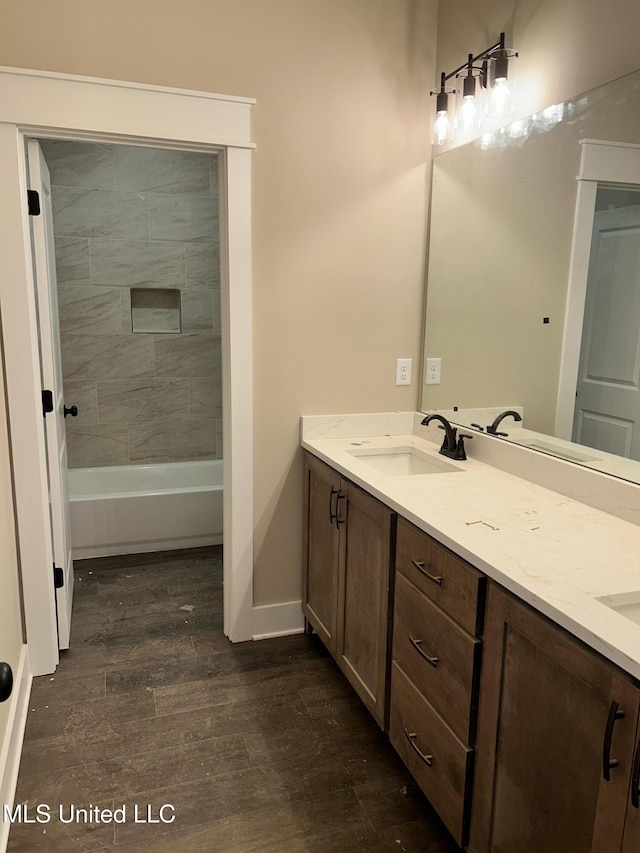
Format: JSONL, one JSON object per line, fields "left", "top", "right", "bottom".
{"left": 421, "top": 414, "right": 472, "bottom": 461}
{"left": 486, "top": 410, "right": 523, "bottom": 436}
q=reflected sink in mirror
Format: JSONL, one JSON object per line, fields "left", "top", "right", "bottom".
{"left": 509, "top": 437, "right": 601, "bottom": 464}
{"left": 597, "top": 592, "right": 640, "bottom": 627}
{"left": 347, "top": 446, "right": 463, "bottom": 476}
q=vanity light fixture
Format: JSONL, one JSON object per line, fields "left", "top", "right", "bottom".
{"left": 431, "top": 72, "right": 455, "bottom": 145}
{"left": 430, "top": 33, "right": 518, "bottom": 145}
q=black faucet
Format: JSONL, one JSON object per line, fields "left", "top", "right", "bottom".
{"left": 421, "top": 414, "right": 472, "bottom": 461}
{"left": 486, "top": 410, "right": 522, "bottom": 436}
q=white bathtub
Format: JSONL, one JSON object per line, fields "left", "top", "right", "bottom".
{"left": 68, "top": 460, "right": 223, "bottom": 559}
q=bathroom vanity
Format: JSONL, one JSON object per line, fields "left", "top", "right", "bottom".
{"left": 301, "top": 412, "right": 640, "bottom": 852}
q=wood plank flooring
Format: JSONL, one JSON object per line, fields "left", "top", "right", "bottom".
{"left": 8, "top": 547, "right": 460, "bottom": 852}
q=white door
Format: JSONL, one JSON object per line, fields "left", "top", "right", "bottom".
{"left": 27, "top": 139, "right": 74, "bottom": 649}
{"left": 573, "top": 194, "right": 640, "bottom": 460}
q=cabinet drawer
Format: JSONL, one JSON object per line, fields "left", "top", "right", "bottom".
{"left": 396, "top": 517, "right": 484, "bottom": 635}
{"left": 393, "top": 571, "right": 481, "bottom": 744}
{"left": 389, "top": 662, "right": 473, "bottom": 847}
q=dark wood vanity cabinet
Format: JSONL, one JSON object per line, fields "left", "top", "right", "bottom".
{"left": 389, "top": 517, "right": 485, "bottom": 847}
{"left": 302, "top": 451, "right": 640, "bottom": 852}
{"left": 470, "top": 582, "right": 640, "bottom": 853}
{"left": 302, "top": 452, "right": 394, "bottom": 728}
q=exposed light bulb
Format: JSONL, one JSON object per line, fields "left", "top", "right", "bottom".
{"left": 459, "top": 96, "right": 479, "bottom": 132}
{"left": 488, "top": 77, "right": 512, "bottom": 118}
{"left": 433, "top": 110, "right": 452, "bottom": 145}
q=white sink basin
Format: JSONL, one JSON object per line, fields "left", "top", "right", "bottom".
{"left": 512, "top": 437, "right": 600, "bottom": 464}
{"left": 597, "top": 592, "right": 640, "bottom": 627}
{"left": 347, "top": 445, "right": 463, "bottom": 476}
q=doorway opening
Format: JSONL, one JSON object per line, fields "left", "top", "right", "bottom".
{"left": 28, "top": 137, "right": 225, "bottom": 651}
{"left": 0, "top": 67, "right": 254, "bottom": 676}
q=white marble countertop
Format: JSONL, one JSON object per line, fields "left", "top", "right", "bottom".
{"left": 302, "top": 414, "right": 640, "bottom": 681}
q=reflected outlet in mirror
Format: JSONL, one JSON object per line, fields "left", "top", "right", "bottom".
{"left": 347, "top": 446, "right": 463, "bottom": 476}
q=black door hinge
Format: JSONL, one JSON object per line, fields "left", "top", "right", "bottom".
{"left": 53, "top": 565, "right": 64, "bottom": 589}
{"left": 27, "top": 190, "right": 41, "bottom": 216}
{"left": 42, "top": 389, "right": 54, "bottom": 416}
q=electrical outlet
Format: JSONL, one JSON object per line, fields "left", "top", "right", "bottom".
{"left": 395, "top": 358, "right": 412, "bottom": 386}
{"left": 425, "top": 357, "right": 441, "bottom": 385}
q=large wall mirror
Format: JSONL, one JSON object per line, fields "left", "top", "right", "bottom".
{"left": 421, "top": 67, "right": 640, "bottom": 486}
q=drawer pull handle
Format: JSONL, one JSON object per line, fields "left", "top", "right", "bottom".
{"left": 411, "top": 559, "right": 442, "bottom": 585}
{"left": 404, "top": 729, "right": 433, "bottom": 766}
{"left": 603, "top": 699, "right": 625, "bottom": 781}
{"left": 329, "top": 486, "right": 338, "bottom": 523}
{"left": 335, "top": 493, "right": 346, "bottom": 528}
{"left": 409, "top": 635, "right": 439, "bottom": 667}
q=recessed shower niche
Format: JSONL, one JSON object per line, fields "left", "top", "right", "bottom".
{"left": 130, "top": 288, "right": 182, "bottom": 334}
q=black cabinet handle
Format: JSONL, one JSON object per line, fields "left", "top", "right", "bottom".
{"left": 329, "top": 486, "right": 338, "bottom": 523}
{"left": 404, "top": 729, "right": 433, "bottom": 766}
{"left": 409, "top": 635, "right": 439, "bottom": 667}
{"left": 64, "top": 405, "right": 78, "bottom": 418}
{"left": 335, "top": 493, "right": 345, "bottom": 528}
{"left": 411, "top": 559, "right": 442, "bottom": 585}
{"left": 0, "top": 662, "right": 13, "bottom": 703}
{"left": 603, "top": 699, "right": 625, "bottom": 780}
{"left": 631, "top": 738, "right": 640, "bottom": 808}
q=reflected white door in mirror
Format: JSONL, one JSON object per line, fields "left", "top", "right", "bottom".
{"left": 421, "top": 68, "right": 640, "bottom": 489}
{"left": 557, "top": 140, "right": 640, "bottom": 468}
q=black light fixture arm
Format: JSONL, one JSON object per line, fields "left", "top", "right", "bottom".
{"left": 431, "top": 33, "right": 514, "bottom": 95}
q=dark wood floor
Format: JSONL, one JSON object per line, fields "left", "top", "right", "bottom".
{"left": 8, "top": 547, "right": 460, "bottom": 852}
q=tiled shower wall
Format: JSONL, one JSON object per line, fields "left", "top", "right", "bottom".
{"left": 40, "top": 140, "right": 222, "bottom": 468}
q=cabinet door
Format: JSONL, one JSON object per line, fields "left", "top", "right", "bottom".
{"left": 470, "top": 583, "right": 639, "bottom": 853}
{"left": 336, "top": 480, "right": 393, "bottom": 728}
{"left": 302, "top": 454, "right": 341, "bottom": 655}
{"left": 623, "top": 739, "right": 640, "bottom": 853}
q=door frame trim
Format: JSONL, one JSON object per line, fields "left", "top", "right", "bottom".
{"left": 0, "top": 67, "right": 255, "bottom": 674}
{"left": 556, "top": 139, "right": 640, "bottom": 439}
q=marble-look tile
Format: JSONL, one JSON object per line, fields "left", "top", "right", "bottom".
{"left": 57, "top": 286, "right": 123, "bottom": 335}
{"left": 54, "top": 236, "right": 91, "bottom": 286}
{"left": 121, "top": 288, "right": 132, "bottom": 333}
{"left": 66, "top": 424, "right": 129, "bottom": 469}
{"left": 128, "top": 419, "right": 216, "bottom": 464}
{"left": 90, "top": 239, "right": 185, "bottom": 289}
{"left": 52, "top": 187, "right": 149, "bottom": 240}
{"left": 216, "top": 418, "right": 223, "bottom": 459}
{"left": 213, "top": 289, "right": 221, "bottom": 336}
{"left": 149, "top": 194, "right": 218, "bottom": 243}
{"left": 188, "top": 376, "right": 222, "bottom": 420}
{"left": 185, "top": 242, "right": 219, "bottom": 288}
{"left": 209, "top": 153, "right": 220, "bottom": 202}
{"left": 181, "top": 289, "right": 214, "bottom": 334}
{"left": 115, "top": 146, "right": 210, "bottom": 195}
{"left": 61, "top": 334, "right": 155, "bottom": 380}
{"left": 62, "top": 380, "right": 97, "bottom": 424}
{"left": 154, "top": 334, "right": 218, "bottom": 378}
{"left": 96, "top": 379, "right": 189, "bottom": 424}
{"left": 41, "top": 139, "right": 115, "bottom": 189}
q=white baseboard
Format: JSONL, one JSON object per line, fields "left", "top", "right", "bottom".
{"left": 0, "top": 646, "right": 31, "bottom": 853}
{"left": 72, "top": 534, "right": 223, "bottom": 560}
{"left": 252, "top": 600, "right": 304, "bottom": 640}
